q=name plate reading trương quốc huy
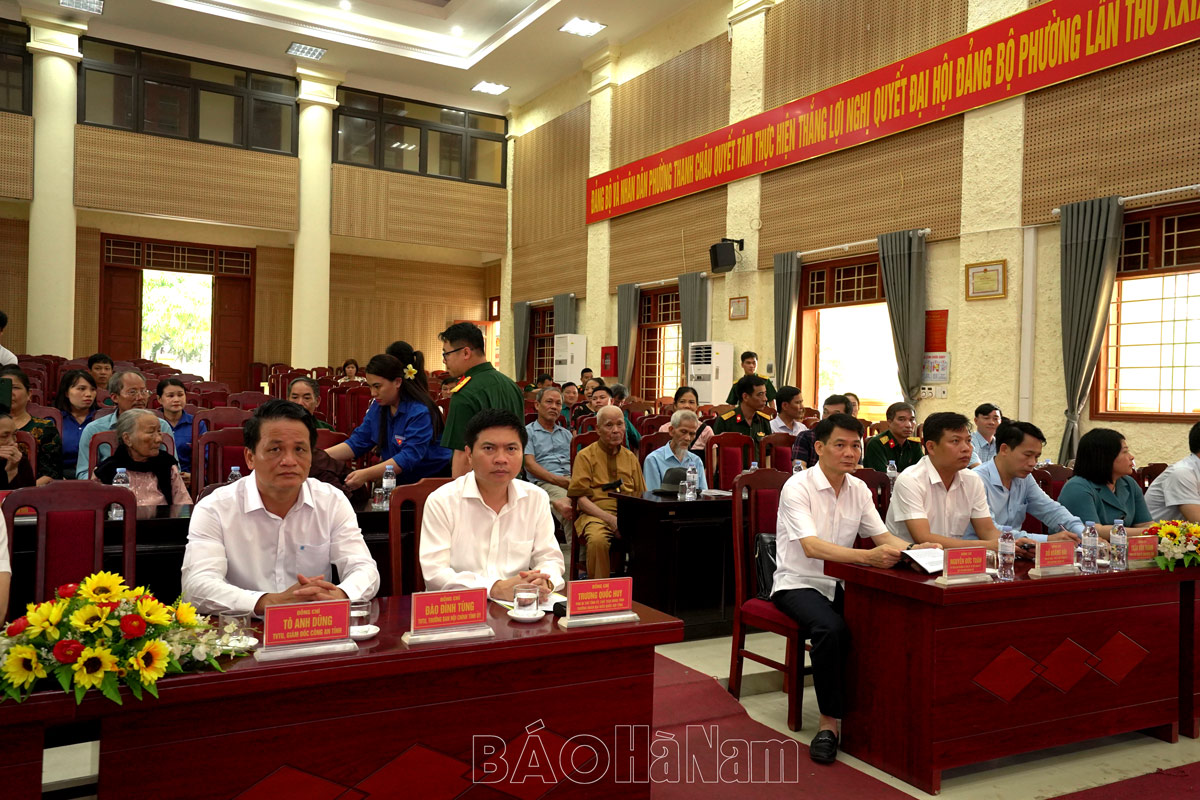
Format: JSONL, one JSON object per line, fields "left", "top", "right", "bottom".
{"left": 934, "top": 546, "right": 991, "bottom": 586}
{"left": 1028, "top": 540, "right": 1078, "bottom": 578}
{"left": 1127, "top": 535, "right": 1158, "bottom": 569}
{"left": 255, "top": 598, "right": 358, "bottom": 662}
{"left": 401, "top": 587, "right": 494, "bottom": 645}
{"left": 558, "top": 577, "right": 640, "bottom": 629}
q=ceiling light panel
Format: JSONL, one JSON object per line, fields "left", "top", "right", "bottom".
{"left": 60, "top": 0, "right": 104, "bottom": 12}
{"left": 472, "top": 81, "right": 509, "bottom": 95}
{"left": 286, "top": 42, "right": 327, "bottom": 60}
{"left": 559, "top": 18, "right": 606, "bottom": 37}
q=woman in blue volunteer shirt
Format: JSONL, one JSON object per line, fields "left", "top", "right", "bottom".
{"left": 156, "top": 378, "right": 205, "bottom": 482}
{"left": 324, "top": 349, "right": 452, "bottom": 488}
{"left": 54, "top": 369, "right": 99, "bottom": 478}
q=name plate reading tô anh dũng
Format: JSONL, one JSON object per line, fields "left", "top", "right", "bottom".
{"left": 402, "top": 588, "right": 494, "bottom": 645}
{"left": 558, "top": 577, "right": 640, "bottom": 629}
{"left": 1029, "top": 540, "right": 1078, "bottom": 578}
{"left": 255, "top": 599, "right": 358, "bottom": 661}
{"left": 935, "top": 547, "right": 990, "bottom": 586}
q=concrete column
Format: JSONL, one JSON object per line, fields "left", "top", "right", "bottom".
{"left": 290, "top": 65, "right": 342, "bottom": 368}
{"left": 24, "top": 11, "right": 86, "bottom": 357}
{"left": 715, "top": 1, "right": 776, "bottom": 373}
{"left": 583, "top": 46, "right": 619, "bottom": 371}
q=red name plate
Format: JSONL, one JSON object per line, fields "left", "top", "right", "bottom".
{"left": 1128, "top": 535, "right": 1158, "bottom": 561}
{"left": 568, "top": 577, "right": 633, "bottom": 616}
{"left": 263, "top": 599, "right": 350, "bottom": 647}
{"left": 1037, "top": 540, "right": 1076, "bottom": 569}
{"left": 411, "top": 588, "right": 488, "bottom": 632}
{"left": 945, "top": 547, "right": 987, "bottom": 577}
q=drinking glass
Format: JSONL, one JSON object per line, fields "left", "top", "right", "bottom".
{"left": 218, "top": 611, "right": 253, "bottom": 649}
{"left": 677, "top": 481, "right": 688, "bottom": 501}
{"left": 350, "top": 599, "right": 372, "bottom": 628}
{"left": 372, "top": 487, "right": 386, "bottom": 510}
{"left": 513, "top": 584, "right": 540, "bottom": 616}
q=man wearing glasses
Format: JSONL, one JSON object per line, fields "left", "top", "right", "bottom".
{"left": 438, "top": 322, "right": 525, "bottom": 478}
{"left": 75, "top": 370, "right": 175, "bottom": 479}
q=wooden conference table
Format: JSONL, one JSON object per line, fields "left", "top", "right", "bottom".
{"left": 825, "top": 559, "right": 1200, "bottom": 794}
{"left": 0, "top": 598, "right": 683, "bottom": 799}
{"left": 612, "top": 491, "right": 734, "bottom": 639}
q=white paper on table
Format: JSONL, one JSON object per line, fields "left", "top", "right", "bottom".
{"left": 901, "top": 548, "right": 945, "bottom": 574}
{"left": 700, "top": 489, "right": 732, "bottom": 497}
{"left": 492, "top": 592, "right": 568, "bottom": 613}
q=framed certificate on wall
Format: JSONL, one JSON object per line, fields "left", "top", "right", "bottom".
{"left": 965, "top": 260, "right": 1007, "bottom": 300}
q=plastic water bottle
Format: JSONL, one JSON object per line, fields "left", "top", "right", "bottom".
{"left": 1110, "top": 519, "right": 1127, "bottom": 572}
{"left": 998, "top": 525, "right": 1015, "bottom": 582}
{"left": 685, "top": 464, "right": 698, "bottom": 501}
{"left": 792, "top": 459, "right": 804, "bottom": 475}
{"left": 226, "top": 466, "right": 241, "bottom": 484}
{"left": 1081, "top": 521, "right": 1099, "bottom": 574}
{"left": 381, "top": 465, "right": 397, "bottom": 509}
{"left": 749, "top": 461, "right": 759, "bottom": 471}
{"left": 110, "top": 468, "right": 128, "bottom": 521}
{"left": 886, "top": 460, "right": 899, "bottom": 489}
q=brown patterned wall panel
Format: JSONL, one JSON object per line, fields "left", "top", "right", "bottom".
{"left": 609, "top": 186, "right": 727, "bottom": 291}
{"left": 758, "top": 117, "right": 963, "bottom": 268}
{"left": 1023, "top": 43, "right": 1200, "bottom": 225}
{"left": 483, "top": 262, "right": 501, "bottom": 298}
{"left": 74, "top": 127, "right": 298, "bottom": 230}
{"left": 253, "top": 247, "right": 294, "bottom": 365}
{"left": 513, "top": 231, "right": 589, "bottom": 302}
{"left": 0, "top": 218, "right": 28, "bottom": 353}
{"left": 764, "top": 0, "right": 968, "bottom": 111}
{"left": 330, "top": 165, "right": 506, "bottom": 253}
{"left": 328, "top": 254, "right": 486, "bottom": 365}
{"left": 612, "top": 34, "right": 731, "bottom": 167}
{"left": 0, "top": 112, "right": 32, "bottom": 200}
{"left": 74, "top": 227, "right": 101, "bottom": 357}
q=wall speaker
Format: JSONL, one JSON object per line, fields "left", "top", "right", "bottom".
{"left": 709, "top": 241, "right": 737, "bottom": 273}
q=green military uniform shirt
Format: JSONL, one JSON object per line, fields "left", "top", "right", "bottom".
{"left": 712, "top": 406, "right": 773, "bottom": 468}
{"left": 725, "top": 374, "right": 777, "bottom": 406}
{"left": 315, "top": 419, "right": 334, "bottom": 431}
{"left": 862, "top": 430, "right": 923, "bottom": 473}
{"left": 440, "top": 362, "right": 526, "bottom": 451}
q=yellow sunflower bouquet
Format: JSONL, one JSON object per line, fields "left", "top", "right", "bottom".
{"left": 1144, "top": 520, "right": 1200, "bottom": 571}
{"left": 1, "top": 571, "right": 230, "bottom": 705}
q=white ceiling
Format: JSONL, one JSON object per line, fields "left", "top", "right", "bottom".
{"left": 18, "top": 0, "right": 703, "bottom": 112}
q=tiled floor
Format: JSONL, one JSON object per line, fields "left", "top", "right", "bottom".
{"left": 658, "top": 634, "right": 1200, "bottom": 799}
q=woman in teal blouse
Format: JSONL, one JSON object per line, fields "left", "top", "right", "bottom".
{"left": 1058, "top": 428, "right": 1152, "bottom": 527}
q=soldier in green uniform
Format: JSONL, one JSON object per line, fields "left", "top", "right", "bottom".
{"left": 713, "top": 374, "right": 773, "bottom": 468}
{"left": 862, "top": 401, "right": 923, "bottom": 473}
{"left": 725, "top": 351, "right": 777, "bottom": 407}
{"left": 438, "top": 322, "right": 526, "bottom": 477}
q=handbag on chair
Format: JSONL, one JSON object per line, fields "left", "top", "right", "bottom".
{"left": 754, "top": 532, "right": 777, "bottom": 601}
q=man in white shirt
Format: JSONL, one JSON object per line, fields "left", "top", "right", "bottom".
{"left": 769, "top": 386, "right": 807, "bottom": 436}
{"left": 421, "top": 408, "right": 564, "bottom": 600}
{"left": 0, "top": 310, "right": 15, "bottom": 367}
{"left": 0, "top": 513, "right": 10, "bottom": 624}
{"left": 774, "top": 413, "right": 940, "bottom": 764}
{"left": 887, "top": 412, "right": 1019, "bottom": 551}
{"left": 182, "top": 400, "right": 379, "bottom": 615}
{"left": 1145, "top": 422, "right": 1200, "bottom": 522}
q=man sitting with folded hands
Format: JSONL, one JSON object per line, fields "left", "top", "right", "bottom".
{"left": 421, "top": 409, "right": 564, "bottom": 601}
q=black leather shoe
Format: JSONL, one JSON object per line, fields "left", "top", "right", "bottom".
{"left": 809, "top": 730, "right": 839, "bottom": 764}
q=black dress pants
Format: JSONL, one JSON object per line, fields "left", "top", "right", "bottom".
{"left": 772, "top": 585, "right": 849, "bottom": 719}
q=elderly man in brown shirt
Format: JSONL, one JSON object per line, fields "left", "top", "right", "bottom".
{"left": 568, "top": 405, "right": 646, "bottom": 579}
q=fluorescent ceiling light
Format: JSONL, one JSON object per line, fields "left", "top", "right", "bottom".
{"left": 60, "top": 0, "right": 104, "bottom": 12}
{"left": 287, "top": 42, "right": 327, "bottom": 60}
{"left": 451, "top": 26, "right": 464, "bottom": 37}
{"left": 472, "top": 81, "right": 509, "bottom": 95}
{"left": 559, "top": 17, "right": 606, "bottom": 37}
{"left": 339, "top": 0, "right": 351, "bottom": 9}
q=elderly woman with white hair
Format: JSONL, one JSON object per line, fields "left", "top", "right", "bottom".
{"left": 93, "top": 408, "right": 191, "bottom": 506}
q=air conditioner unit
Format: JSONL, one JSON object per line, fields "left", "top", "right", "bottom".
{"left": 552, "top": 334, "right": 586, "bottom": 384}
{"left": 687, "top": 341, "right": 734, "bottom": 405}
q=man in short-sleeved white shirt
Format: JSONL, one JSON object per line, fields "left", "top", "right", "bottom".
{"left": 182, "top": 400, "right": 379, "bottom": 615}
{"left": 421, "top": 408, "right": 564, "bottom": 600}
{"left": 0, "top": 513, "right": 11, "bottom": 624}
{"left": 1145, "top": 424, "right": 1200, "bottom": 522}
{"left": 773, "top": 413, "right": 939, "bottom": 765}
{"left": 886, "top": 412, "right": 1009, "bottom": 550}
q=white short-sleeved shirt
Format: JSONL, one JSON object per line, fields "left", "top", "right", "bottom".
{"left": 769, "top": 416, "right": 806, "bottom": 436}
{"left": 0, "top": 513, "right": 9, "bottom": 574}
{"left": 774, "top": 466, "right": 887, "bottom": 600}
{"left": 886, "top": 455, "right": 991, "bottom": 543}
{"left": 1145, "top": 454, "right": 1200, "bottom": 521}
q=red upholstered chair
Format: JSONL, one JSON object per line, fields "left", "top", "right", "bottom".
{"left": 760, "top": 433, "right": 796, "bottom": 473}
{"left": 728, "top": 468, "right": 805, "bottom": 732}
{"left": 248, "top": 362, "right": 268, "bottom": 389}
{"left": 2, "top": 482, "right": 136, "bottom": 605}
{"left": 1037, "top": 464, "right": 1073, "bottom": 500}
{"left": 852, "top": 467, "right": 892, "bottom": 521}
{"left": 435, "top": 397, "right": 451, "bottom": 422}
{"left": 704, "top": 432, "right": 753, "bottom": 491}
{"left": 26, "top": 403, "right": 62, "bottom": 433}
{"left": 332, "top": 385, "right": 373, "bottom": 434}
{"left": 624, "top": 401, "right": 655, "bottom": 422}
{"left": 315, "top": 429, "right": 348, "bottom": 449}
{"left": 87, "top": 430, "right": 175, "bottom": 479}
{"left": 801, "top": 415, "right": 820, "bottom": 429}
{"left": 637, "top": 414, "right": 670, "bottom": 436}
{"left": 190, "top": 408, "right": 251, "bottom": 496}
{"left": 637, "top": 431, "right": 670, "bottom": 466}
{"left": 569, "top": 431, "right": 598, "bottom": 470}
{"left": 577, "top": 414, "right": 597, "bottom": 433}
{"left": 228, "top": 391, "right": 272, "bottom": 410}
{"left": 387, "top": 477, "right": 453, "bottom": 596}
{"left": 655, "top": 396, "right": 674, "bottom": 413}
{"left": 194, "top": 429, "right": 250, "bottom": 497}
{"left": 524, "top": 412, "right": 538, "bottom": 425}
{"left": 14, "top": 430, "right": 37, "bottom": 477}
{"left": 1135, "top": 463, "right": 1168, "bottom": 493}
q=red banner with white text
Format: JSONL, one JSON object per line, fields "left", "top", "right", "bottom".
{"left": 585, "top": 0, "right": 1200, "bottom": 224}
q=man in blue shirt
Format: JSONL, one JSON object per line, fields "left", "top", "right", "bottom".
{"left": 968, "top": 403, "right": 1002, "bottom": 467}
{"left": 644, "top": 410, "right": 708, "bottom": 492}
{"left": 523, "top": 386, "right": 574, "bottom": 526}
{"left": 967, "top": 420, "right": 1083, "bottom": 543}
